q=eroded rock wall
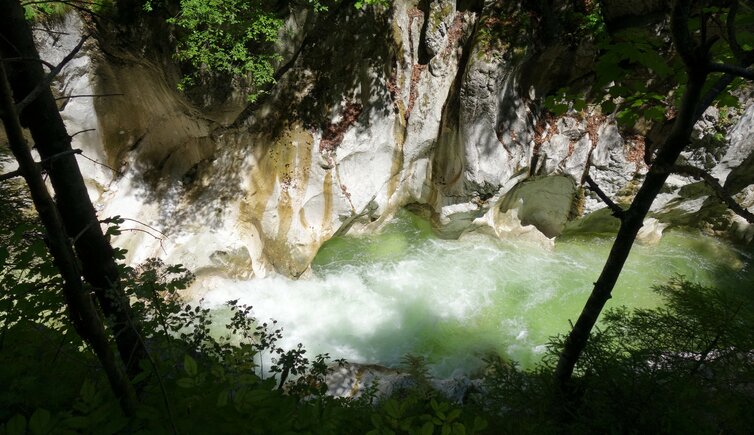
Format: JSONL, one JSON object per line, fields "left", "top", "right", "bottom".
{"left": 36, "top": 1, "right": 754, "bottom": 279}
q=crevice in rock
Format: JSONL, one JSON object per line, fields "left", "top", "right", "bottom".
{"left": 430, "top": 11, "right": 480, "bottom": 192}
{"left": 128, "top": 131, "right": 146, "bottom": 152}
{"left": 416, "top": 0, "right": 432, "bottom": 65}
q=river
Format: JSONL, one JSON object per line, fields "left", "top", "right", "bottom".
{"left": 193, "top": 210, "right": 752, "bottom": 377}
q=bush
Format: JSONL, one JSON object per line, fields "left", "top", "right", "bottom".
{"left": 482, "top": 277, "right": 754, "bottom": 434}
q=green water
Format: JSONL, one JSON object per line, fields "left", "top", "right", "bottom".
{"left": 201, "top": 210, "right": 752, "bottom": 376}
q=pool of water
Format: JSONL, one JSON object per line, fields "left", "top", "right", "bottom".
{"left": 195, "top": 210, "right": 752, "bottom": 377}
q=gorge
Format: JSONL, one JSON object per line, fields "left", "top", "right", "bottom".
{"left": 5, "top": 0, "right": 754, "bottom": 431}
{"left": 9, "top": 0, "right": 752, "bottom": 388}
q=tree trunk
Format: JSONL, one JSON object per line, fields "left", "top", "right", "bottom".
{"left": 0, "top": 0, "right": 147, "bottom": 377}
{"left": 554, "top": 0, "right": 708, "bottom": 389}
{"left": 0, "top": 58, "right": 139, "bottom": 417}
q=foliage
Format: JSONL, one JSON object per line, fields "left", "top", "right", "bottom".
{"left": 2, "top": 155, "right": 752, "bottom": 433}
{"left": 22, "top": 0, "right": 389, "bottom": 100}
{"left": 482, "top": 277, "right": 754, "bottom": 434}
{"left": 543, "top": 3, "right": 754, "bottom": 127}
{"left": 142, "top": 0, "right": 389, "bottom": 100}
{"left": 0, "top": 205, "right": 484, "bottom": 433}
{"left": 368, "top": 396, "right": 488, "bottom": 435}
{"left": 3, "top": 160, "right": 753, "bottom": 433}
{"left": 354, "top": 0, "right": 389, "bottom": 10}
{"left": 23, "top": 1, "right": 68, "bottom": 20}
{"left": 475, "top": 7, "right": 535, "bottom": 63}
{"left": 21, "top": 0, "right": 114, "bottom": 20}
{"left": 558, "top": 0, "right": 607, "bottom": 42}
{"left": 164, "top": 0, "right": 284, "bottom": 101}
{"left": 0, "top": 155, "right": 67, "bottom": 339}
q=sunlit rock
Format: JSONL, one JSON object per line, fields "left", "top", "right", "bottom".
{"left": 33, "top": 0, "right": 754, "bottom": 279}
{"left": 636, "top": 218, "right": 668, "bottom": 245}
{"left": 496, "top": 175, "right": 577, "bottom": 238}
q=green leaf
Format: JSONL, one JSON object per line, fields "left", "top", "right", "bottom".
{"left": 716, "top": 92, "right": 739, "bottom": 108}
{"left": 609, "top": 85, "right": 630, "bottom": 98}
{"left": 617, "top": 109, "right": 640, "bottom": 127}
{"left": 446, "top": 409, "right": 461, "bottom": 422}
{"left": 184, "top": 354, "right": 198, "bottom": 377}
{"left": 176, "top": 377, "right": 195, "bottom": 388}
{"left": 473, "top": 416, "right": 488, "bottom": 431}
{"left": 385, "top": 399, "right": 401, "bottom": 419}
{"left": 552, "top": 103, "right": 569, "bottom": 116}
{"left": 430, "top": 398, "right": 439, "bottom": 411}
{"left": 640, "top": 50, "right": 672, "bottom": 78}
{"left": 601, "top": 100, "right": 617, "bottom": 114}
{"left": 242, "top": 389, "right": 271, "bottom": 403}
{"left": 211, "top": 364, "right": 225, "bottom": 379}
{"left": 29, "top": 409, "right": 51, "bottom": 435}
{"left": 233, "top": 374, "right": 257, "bottom": 386}
{"left": 370, "top": 414, "right": 383, "bottom": 429}
{"left": 61, "top": 416, "right": 89, "bottom": 430}
{"left": 420, "top": 421, "right": 434, "bottom": 435}
{"left": 6, "top": 415, "right": 26, "bottom": 435}
{"left": 216, "top": 389, "right": 229, "bottom": 407}
{"left": 80, "top": 379, "right": 96, "bottom": 404}
{"left": 644, "top": 105, "right": 666, "bottom": 122}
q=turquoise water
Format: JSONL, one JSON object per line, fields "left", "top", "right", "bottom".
{"left": 199, "top": 211, "right": 752, "bottom": 376}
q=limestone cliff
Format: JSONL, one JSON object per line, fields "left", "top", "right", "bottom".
{"left": 35, "top": 0, "right": 754, "bottom": 279}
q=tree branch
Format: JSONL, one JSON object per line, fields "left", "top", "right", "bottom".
{"left": 77, "top": 152, "right": 120, "bottom": 175}
{"left": 0, "top": 148, "right": 82, "bottom": 182}
{"left": 0, "top": 52, "right": 139, "bottom": 417}
{"left": 700, "top": 7, "right": 708, "bottom": 49}
{"left": 672, "top": 164, "right": 754, "bottom": 223}
{"left": 15, "top": 34, "right": 89, "bottom": 114}
{"left": 694, "top": 73, "right": 736, "bottom": 121}
{"left": 56, "top": 93, "right": 124, "bottom": 101}
{"left": 1, "top": 57, "right": 55, "bottom": 70}
{"left": 707, "top": 62, "right": 754, "bottom": 79}
{"left": 671, "top": 0, "right": 700, "bottom": 69}
{"left": 39, "top": 148, "right": 82, "bottom": 167}
{"left": 69, "top": 128, "right": 95, "bottom": 138}
{"left": 727, "top": 0, "right": 746, "bottom": 61}
{"left": 29, "top": 27, "right": 69, "bottom": 35}
{"left": 584, "top": 175, "right": 626, "bottom": 219}
{"left": 0, "top": 169, "right": 21, "bottom": 182}
{"left": 692, "top": 2, "right": 754, "bottom": 122}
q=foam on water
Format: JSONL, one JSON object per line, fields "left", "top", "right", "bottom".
{"left": 192, "top": 211, "right": 751, "bottom": 377}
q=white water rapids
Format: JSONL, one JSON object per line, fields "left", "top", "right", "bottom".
{"left": 189, "top": 211, "right": 751, "bottom": 377}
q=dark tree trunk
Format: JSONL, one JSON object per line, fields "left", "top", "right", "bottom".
{"left": 553, "top": 77, "right": 705, "bottom": 387}
{"left": 554, "top": 0, "right": 712, "bottom": 389}
{"left": 0, "top": 0, "right": 147, "bottom": 377}
{"left": 0, "top": 58, "right": 139, "bottom": 416}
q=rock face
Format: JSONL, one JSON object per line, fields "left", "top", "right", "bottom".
{"left": 36, "top": 1, "right": 754, "bottom": 279}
